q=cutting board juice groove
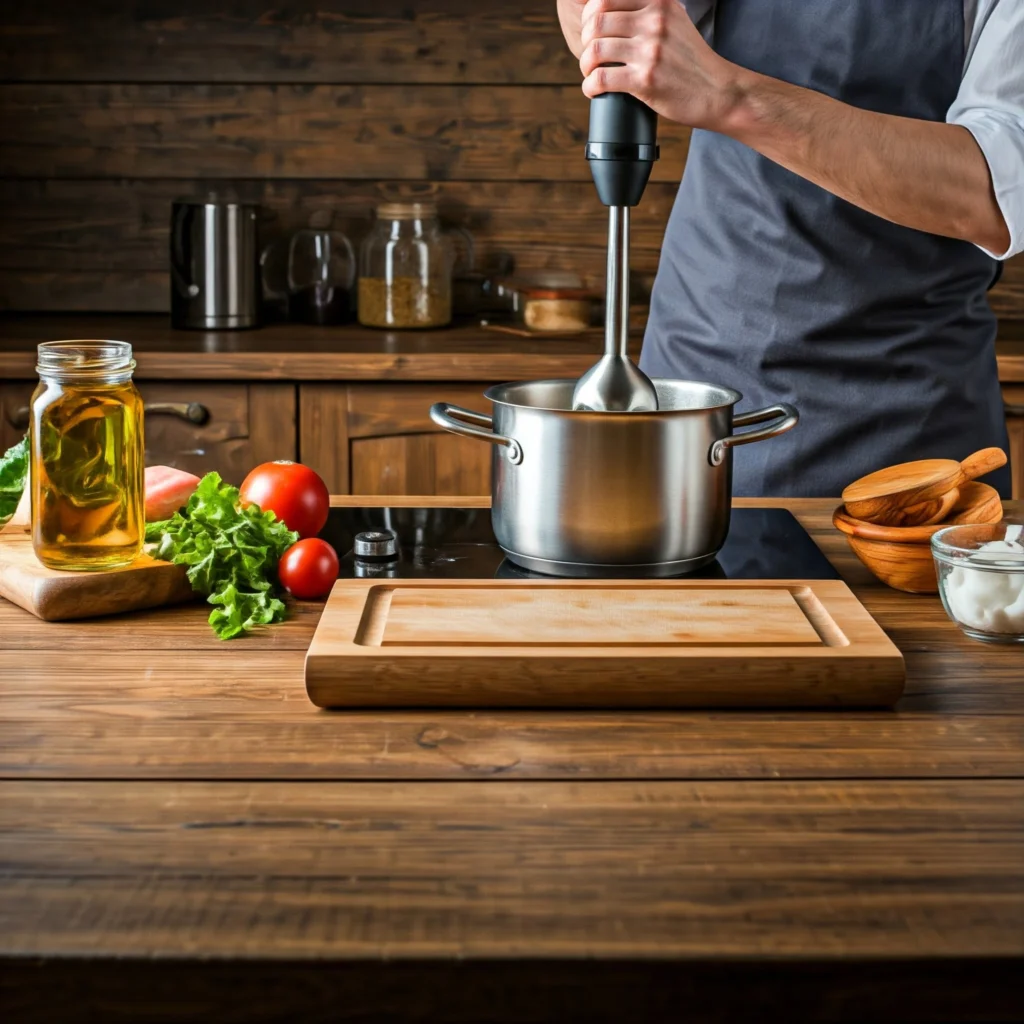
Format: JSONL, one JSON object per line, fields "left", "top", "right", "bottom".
{"left": 306, "top": 579, "right": 903, "bottom": 709}
{"left": 353, "top": 584, "right": 849, "bottom": 648}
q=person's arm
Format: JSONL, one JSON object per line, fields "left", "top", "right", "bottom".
{"left": 576, "top": 0, "right": 1015, "bottom": 256}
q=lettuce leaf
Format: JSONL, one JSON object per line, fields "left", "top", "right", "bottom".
{"left": 0, "top": 436, "right": 29, "bottom": 525}
{"left": 145, "top": 471, "right": 298, "bottom": 640}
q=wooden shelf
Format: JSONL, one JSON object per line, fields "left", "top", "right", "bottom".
{"left": 0, "top": 314, "right": 606, "bottom": 381}
{"left": 2, "top": 313, "right": 1022, "bottom": 382}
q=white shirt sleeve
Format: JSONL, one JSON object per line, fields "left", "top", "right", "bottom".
{"left": 948, "top": 0, "right": 1024, "bottom": 260}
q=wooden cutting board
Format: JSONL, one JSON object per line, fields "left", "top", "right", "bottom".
{"left": 305, "top": 578, "right": 905, "bottom": 708}
{"left": 0, "top": 526, "right": 193, "bottom": 622}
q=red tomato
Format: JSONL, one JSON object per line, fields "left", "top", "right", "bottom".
{"left": 240, "top": 461, "right": 329, "bottom": 538}
{"left": 278, "top": 538, "right": 339, "bottom": 600}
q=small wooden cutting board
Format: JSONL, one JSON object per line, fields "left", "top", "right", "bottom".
{"left": 0, "top": 526, "right": 193, "bottom": 622}
{"left": 305, "top": 578, "right": 906, "bottom": 709}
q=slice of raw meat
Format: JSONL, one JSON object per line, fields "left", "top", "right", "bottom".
{"left": 145, "top": 466, "right": 201, "bottom": 521}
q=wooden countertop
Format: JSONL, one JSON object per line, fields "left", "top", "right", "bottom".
{"left": 2, "top": 497, "right": 1024, "bottom": 1021}
{"left": 2, "top": 313, "right": 1024, "bottom": 382}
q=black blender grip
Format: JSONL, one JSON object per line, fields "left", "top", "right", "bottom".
{"left": 586, "top": 91, "right": 660, "bottom": 207}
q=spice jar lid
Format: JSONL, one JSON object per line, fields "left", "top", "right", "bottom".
{"left": 377, "top": 201, "right": 438, "bottom": 220}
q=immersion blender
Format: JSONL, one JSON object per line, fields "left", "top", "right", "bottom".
{"left": 572, "top": 89, "right": 660, "bottom": 412}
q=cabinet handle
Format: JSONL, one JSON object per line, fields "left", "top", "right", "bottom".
{"left": 146, "top": 402, "right": 210, "bottom": 425}
{"left": 8, "top": 402, "right": 211, "bottom": 429}
{"left": 1005, "top": 401, "right": 1024, "bottom": 417}
{"left": 8, "top": 406, "right": 30, "bottom": 431}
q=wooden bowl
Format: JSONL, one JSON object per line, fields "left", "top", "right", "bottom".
{"left": 842, "top": 448, "right": 1007, "bottom": 527}
{"left": 832, "top": 485, "right": 1004, "bottom": 595}
{"left": 833, "top": 520, "right": 939, "bottom": 593}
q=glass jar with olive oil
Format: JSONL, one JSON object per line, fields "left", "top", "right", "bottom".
{"left": 30, "top": 341, "right": 144, "bottom": 570}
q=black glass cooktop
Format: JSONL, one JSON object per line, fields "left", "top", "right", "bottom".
{"left": 320, "top": 506, "right": 839, "bottom": 581}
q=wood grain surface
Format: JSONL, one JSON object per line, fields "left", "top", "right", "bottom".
{"left": 0, "top": 0, "right": 581, "bottom": 85}
{"left": 0, "top": 179, "right": 678, "bottom": 305}
{"left": 3, "top": 777, "right": 1023, "bottom": 959}
{"left": 2, "top": 498, "right": 1023, "bottom": 1018}
{"left": 304, "top": 579, "right": 905, "bottom": 708}
{"left": 0, "top": 316, "right": 611, "bottom": 381}
{"left": 0, "top": 84, "right": 690, "bottom": 183}
{"left": 1, "top": 500, "right": 1022, "bottom": 783}
{"left": 2, "top": 315, "right": 1023, "bottom": 385}
{"left": 0, "top": 525, "right": 194, "bottom": 622}
{"left": 1, "top": 184, "right": 1021, "bottom": 316}
{"left": 3, "top": 0, "right": 1024, "bottom": 331}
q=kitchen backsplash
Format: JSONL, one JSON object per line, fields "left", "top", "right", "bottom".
{"left": 0, "top": 0, "right": 1021, "bottom": 317}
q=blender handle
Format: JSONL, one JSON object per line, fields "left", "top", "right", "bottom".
{"left": 429, "top": 403, "right": 523, "bottom": 465}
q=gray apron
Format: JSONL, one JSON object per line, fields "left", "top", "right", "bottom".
{"left": 641, "top": 0, "right": 1012, "bottom": 497}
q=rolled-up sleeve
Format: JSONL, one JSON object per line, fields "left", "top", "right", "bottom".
{"left": 947, "top": 0, "right": 1024, "bottom": 260}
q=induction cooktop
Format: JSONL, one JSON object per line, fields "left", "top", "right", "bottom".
{"left": 320, "top": 506, "right": 839, "bottom": 581}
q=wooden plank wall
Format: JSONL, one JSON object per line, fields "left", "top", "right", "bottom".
{"left": 0, "top": 0, "right": 1020, "bottom": 316}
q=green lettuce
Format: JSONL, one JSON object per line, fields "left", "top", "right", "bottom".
{"left": 146, "top": 472, "right": 298, "bottom": 640}
{"left": 0, "top": 436, "right": 29, "bottom": 525}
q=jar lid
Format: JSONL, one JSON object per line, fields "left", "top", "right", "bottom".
{"left": 376, "top": 201, "right": 438, "bottom": 220}
{"left": 37, "top": 340, "right": 135, "bottom": 379}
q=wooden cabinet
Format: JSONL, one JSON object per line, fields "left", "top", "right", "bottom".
{"left": 0, "top": 383, "right": 35, "bottom": 453}
{"left": 300, "top": 383, "right": 494, "bottom": 496}
{"left": 1, "top": 381, "right": 296, "bottom": 485}
{"left": 1005, "top": 385, "right": 1024, "bottom": 500}
{"left": 7, "top": 374, "right": 1023, "bottom": 500}
{"left": 138, "top": 383, "right": 296, "bottom": 483}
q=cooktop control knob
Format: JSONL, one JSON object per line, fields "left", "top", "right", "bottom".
{"left": 353, "top": 529, "right": 399, "bottom": 562}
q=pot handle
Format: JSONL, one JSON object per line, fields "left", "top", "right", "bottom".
{"left": 430, "top": 402, "right": 523, "bottom": 465}
{"left": 709, "top": 403, "right": 799, "bottom": 466}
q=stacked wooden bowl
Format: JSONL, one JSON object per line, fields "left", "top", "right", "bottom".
{"left": 833, "top": 448, "right": 1006, "bottom": 593}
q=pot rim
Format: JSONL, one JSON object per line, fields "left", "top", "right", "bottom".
{"left": 484, "top": 378, "right": 743, "bottom": 415}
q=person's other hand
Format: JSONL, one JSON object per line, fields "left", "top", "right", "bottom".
{"left": 579, "top": 0, "right": 738, "bottom": 130}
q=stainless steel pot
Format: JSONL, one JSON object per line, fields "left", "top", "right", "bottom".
{"left": 430, "top": 379, "right": 798, "bottom": 576}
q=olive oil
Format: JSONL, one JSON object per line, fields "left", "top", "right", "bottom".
{"left": 30, "top": 342, "right": 144, "bottom": 571}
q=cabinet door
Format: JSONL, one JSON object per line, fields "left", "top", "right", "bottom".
{"left": 300, "top": 383, "right": 494, "bottom": 495}
{"left": 1005, "top": 385, "right": 1024, "bottom": 500}
{"left": 350, "top": 433, "right": 491, "bottom": 495}
{"left": 348, "top": 383, "right": 494, "bottom": 496}
{"left": 139, "top": 383, "right": 296, "bottom": 484}
{"left": 2, "top": 381, "right": 296, "bottom": 483}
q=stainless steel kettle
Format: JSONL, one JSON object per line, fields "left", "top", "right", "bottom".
{"left": 170, "top": 197, "right": 261, "bottom": 329}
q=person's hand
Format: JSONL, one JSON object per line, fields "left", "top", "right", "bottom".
{"left": 578, "top": 0, "right": 740, "bottom": 130}
{"left": 557, "top": 0, "right": 589, "bottom": 58}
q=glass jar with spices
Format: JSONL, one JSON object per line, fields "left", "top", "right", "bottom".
{"left": 30, "top": 340, "right": 144, "bottom": 570}
{"left": 358, "top": 202, "right": 453, "bottom": 329}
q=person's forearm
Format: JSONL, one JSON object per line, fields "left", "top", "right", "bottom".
{"left": 718, "top": 69, "right": 1011, "bottom": 255}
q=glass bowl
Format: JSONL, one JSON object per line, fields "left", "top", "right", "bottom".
{"left": 931, "top": 521, "right": 1024, "bottom": 644}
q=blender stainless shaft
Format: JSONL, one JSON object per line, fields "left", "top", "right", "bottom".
{"left": 572, "top": 90, "right": 660, "bottom": 413}
{"left": 606, "top": 205, "right": 630, "bottom": 361}
{"left": 573, "top": 206, "right": 658, "bottom": 412}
